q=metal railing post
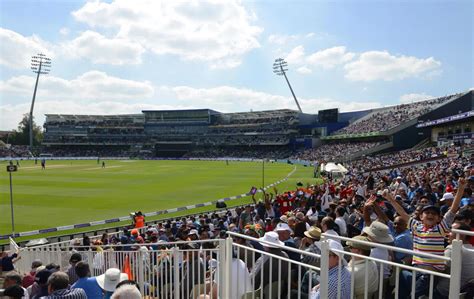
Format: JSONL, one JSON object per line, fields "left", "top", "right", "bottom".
{"left": 218, "top": 238, "right": 226, "bottom": 298}
{"left": 448, "top": 239, "right": 462, "bottom": 299}
{"left": 225, "top": 237, "right": 233, "bottom": 299}
{"left": 172, "top": 246, "right": 180, "bottom": 299}
{"left": 319, "top": 239, "right": 329, "bottom": 298}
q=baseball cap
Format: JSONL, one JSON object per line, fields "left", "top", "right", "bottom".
{"left": 421, "top": 205, "right": 441, "bottom": 215}
{"left": 69, "top": 253, "right": 82, "bottom": 263}
{"left": 440, "top": 192, "right": 454, "bottom": 202}
{"left": 35, "top": 269, "right": 52, "bottom": 284}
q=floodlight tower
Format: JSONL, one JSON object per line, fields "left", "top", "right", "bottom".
{"left": 30, "top": 54, "right": 51, "bottom": 149}
{"left": 273, "top": 58, "right": 302, "bottom": 113}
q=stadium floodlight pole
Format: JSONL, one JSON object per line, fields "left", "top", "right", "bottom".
{"left": 273, "top": 58, "right": 303, "bottom": 113}
{"left": 29, "top": 54, "right": 51, "bottom": 150}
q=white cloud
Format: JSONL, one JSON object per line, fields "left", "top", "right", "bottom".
{"left": 296, "top": 66, "right": 312, "bottom": 74}
{"left": 0, "top": 28, "right": 53, "bottom": 69}
{"left": 285, "top": 45, "right": 305, "bottom": 65}
{"left": 0, "top": 71, "right": 154, "bottom": 101}
{"left": 267, "top": 32, "right": 315, "bottom": 45}
{"left": 71, "top": 0, "right": 262, "bottom": 68}
{"left": 344, "top": 51, "right": 442, "bottom": 81}
{"left": 284, "top": 45, "right": 354, "bottom": 74}
{"left": 307, "top": 46, "right": 355, "bottom": 69}
{"left": 399, "top": 92, "right": 434, "bottom": 104}
{"left": 62, "top": 31, "right": 145, "bottom": 65}
{"left": 0, "top": 72, "right": 382, "bottom": 130}
{"left": 59, "top": 27, "right": 70, "bottom": 36}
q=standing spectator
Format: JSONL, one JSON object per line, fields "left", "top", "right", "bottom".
{"left": 71, "top": 262, "right": 103, "bottom": 299}
{"left": 96, "top": 268, "right": 128, "bottom": 299}
{"left": 1, "top": 249, "right": 20, "bottom": 272}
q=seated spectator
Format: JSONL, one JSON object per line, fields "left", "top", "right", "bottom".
{"left": 388, "top": 178, "right": 466, "bottom": 298}
{"left": 300, "top": 226, "right": 322, "bottom": 266}
{"left": 110, "top": 284, "right": 141, "bottom": 299}
{"left": 362, "top": 221, "right": 393, "bottom": 279}
{"left": 3, "top": 272, "right": 28, "bottom": 299}
{"left": 29, "top": 268, "right": 51, "bottom": 299}
{"left": 436, "top": 222, "right": 474, "bottom": 298}
{"left": 43, "top": 271, "right": 86, "bottom": 299}
{"left": 347, "top": 236, "right": 379, "bottom": 298}
{"left": 310, "top": 239, "right": 351, "bottom": 299}
{"left": 251, "top": 232, "right": 289, "bottom": 294}
{"left": 22, "top": 260, "right": 42, "bottom": 288}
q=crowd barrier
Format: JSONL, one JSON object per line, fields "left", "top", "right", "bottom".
{"left": 12, "top": 230, "right": 468, "bottom": 299}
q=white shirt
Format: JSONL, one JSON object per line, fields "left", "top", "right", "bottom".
{"left": 230, "top": 258, "right": 253, "bottom": 299}
{"left": 348, "top": 259, "right": 379, "bottom": 298}
{"left": 335, "top": 217, "right": 347, "bottom": 236}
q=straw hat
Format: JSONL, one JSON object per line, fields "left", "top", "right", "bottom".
{"left": 303, "top": 226, "right": 322, "bottom": 240}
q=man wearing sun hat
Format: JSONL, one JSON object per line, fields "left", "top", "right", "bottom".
{"left": 275, "top": 222, "right": 299, "bottom": 261}
{"left": 300, "top": 226, "right": 322, "bottom": 267}
{"left": 96, "top": 268, "right": 128, "bottom": 299}
{"left": 347, "top": 236, "right": 379, "bottom": 298}
{"left": 439, "top": 192, "right": 454, "bottom": 215}
{"left": 362, "top": 221, "right": 393, "bottom": 279}
{"left": 251, "top": 231, "right": 289, "bottom": 293}
{"left": 310, "top": 239, "right": 351, "bottom": 299}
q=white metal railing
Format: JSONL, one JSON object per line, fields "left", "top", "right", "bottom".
{"left": 320, "top": 232, "right": 462, "bottom": 299}
{"left": 12, "top": 230, "right": 466, "bottom": 299}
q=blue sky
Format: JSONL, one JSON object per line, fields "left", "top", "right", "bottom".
{"left": 0, "top": 0, "right": 472, "bottom": 130}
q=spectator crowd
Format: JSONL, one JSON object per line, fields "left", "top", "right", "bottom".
{"left": 333, "top": 94, "right": 458, "bottom": 136}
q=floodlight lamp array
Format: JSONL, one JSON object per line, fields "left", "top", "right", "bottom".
{"left": 31, "top": 53, "right": 52, "bottom": 74}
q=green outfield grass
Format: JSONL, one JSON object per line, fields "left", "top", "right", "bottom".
{"left": 0, "top": 159, "right": 315, "bottom": 237}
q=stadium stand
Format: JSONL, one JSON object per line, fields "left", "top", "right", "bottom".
{"left": 332, "top": 93, "right": 461, "bottom": 136}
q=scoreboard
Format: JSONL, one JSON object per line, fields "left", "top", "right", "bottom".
{"left": 318, "top": 108, "right": 339, "bottom": 123}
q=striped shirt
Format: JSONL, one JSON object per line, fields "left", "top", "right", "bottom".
{"left": 311, "top": 265, "right": 351, "bottom": 299}
{"left": 40, "top": 288, "right": 87, "bottom": 299}
{"left": 409, "top": 211, "right": 454, "bottom": 271}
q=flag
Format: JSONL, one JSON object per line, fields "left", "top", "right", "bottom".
{"left": 123, "top": 255, "right": 133, "bottom": 280}
{"left": 9, "top": 237, "right": 19, "bottom": 252}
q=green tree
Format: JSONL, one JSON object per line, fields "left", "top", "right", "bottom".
{"left": 8, "top": 114, "right": 43, "bottom": 146}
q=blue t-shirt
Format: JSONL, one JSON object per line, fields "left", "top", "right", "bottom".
{"left": 71, "top": 277, "right": 103, "bottom": 299}
{"left": 461, "top": 197, "right": 472, "bottom": 207}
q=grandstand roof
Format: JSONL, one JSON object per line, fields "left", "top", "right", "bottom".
{"left": 416, "top": 110, "right": 474, "bottom": 128}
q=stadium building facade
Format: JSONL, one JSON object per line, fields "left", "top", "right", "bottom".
{"left": 42, "top": 91, "right": 473, "bottom": 159}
